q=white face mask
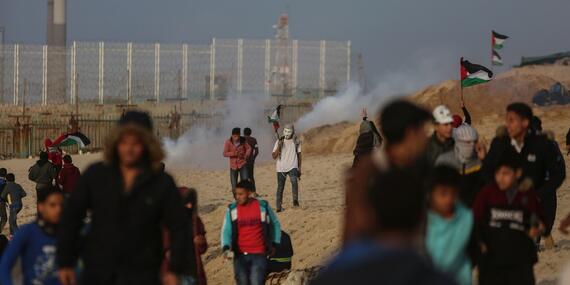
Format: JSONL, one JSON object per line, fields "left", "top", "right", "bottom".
{"left": 283, "top": 128, "right": 293, "bottom": 139}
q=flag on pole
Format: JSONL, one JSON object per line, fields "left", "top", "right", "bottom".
{"left": 492, "top": 30, "right": 509, "bottom": 50}
{"left": 267, "top": 105, "right": 282, "bottom": 132}
{"left": 492, "top": 50, "right": 503, "bottom": 66}
{"left": 461, "top": 58, "right": 493, "bottom": 88}
{"left": 53, "top": 132, "right": 91, "bottom": 148}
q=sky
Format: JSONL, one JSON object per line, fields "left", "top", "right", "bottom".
{"left": 1, "top": 0, "right": 570, "bottom": 90}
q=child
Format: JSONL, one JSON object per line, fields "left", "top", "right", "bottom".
{"left": 182, "top": 187, "right": 208, "bottom": 285}
{"left": 221, "top": 180, "right": 281, "bottom": 285}
{"left": 57, "top": 155, "right": 80, "bottom": 196}
{"left": 425, "top": 166, "right": 475, "bottom": 285}
{"left": 1, "top": 173, "right": 27, "bottom": 235}
{"left": 473, "top": 152, "right": 543, "bottom": 285}
{"left": 0, "top": 186, "right": 63, "bottom": 285}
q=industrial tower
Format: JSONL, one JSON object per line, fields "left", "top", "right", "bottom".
{"left": 270, "top": 14, "right": 292, "bottom": 97}
{"left": 47, "top": 0, "right": 67, "bottom": 103}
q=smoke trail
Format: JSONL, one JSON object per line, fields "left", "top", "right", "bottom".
{"left": 296, "top": 48, "right": 456, "bottom": 132}
{"left": 163, "top": 94, "right": 277, "bottom": 169}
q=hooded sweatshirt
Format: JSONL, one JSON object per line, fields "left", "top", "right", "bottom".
{"left": 28, "top": 159, "right": 57, "bottom": 188}
{"left": 426, "top": 204, "right": 473, "bottom": 285}
{"left": 57, "top": 163, "right": 81, "bottom": 194}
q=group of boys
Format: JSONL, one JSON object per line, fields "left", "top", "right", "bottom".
{"left": 316, "top": 100, "right": 566, "bottom": 285}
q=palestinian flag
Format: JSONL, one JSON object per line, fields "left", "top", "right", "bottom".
{"left": 53, "top": 132, "right": 91, "bottom": 148}
{"left": 267, "top": 105, "right": 282, "bottom": 132}
{"left": 461, "top": 58, "right": 493, "bottom": 88}
{"left": 492, "top": 49, "right": 503, "bottom": 66}
{"left": 492, "top": 30, "right": 509, "bottom": 50}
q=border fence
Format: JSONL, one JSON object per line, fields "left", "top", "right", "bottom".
{"left": 0, "top": 39, "right": 351, "bottom": 105}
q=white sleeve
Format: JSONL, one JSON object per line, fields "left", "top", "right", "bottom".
{"left": 297, "top": 142, "right": 302, "bottom": 153}
{"left": 272, "top": 141, "right": 279, "bottom": 153}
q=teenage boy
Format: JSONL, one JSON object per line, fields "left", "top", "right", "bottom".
{"left": 57, "top": 155, "right": 81, "bottom": 196}
{"left": 223, "top": 128, "right": 252, "bottom": 193}
{"left": 426, "top": 105, "right": 455, "bottom": 166}
{"left": 272, "top": 124, "right": 302, "bottom": 212}
{"left": 221, "top": 181, "right": 281, "bottom": 285}
{"left": 1, "top": 173, "right": 27, "bottom": 235}
{"left": 474, "top": 152, "right": 543, "bottom": 285}
{"left": 0, "top": 186, "right": 63, "bottom": 285}
{"left": 244, "top": 127, "right": 259, "bottom": 191}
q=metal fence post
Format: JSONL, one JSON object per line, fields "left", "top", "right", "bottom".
{"left": 292, "top": 40, "right": 298, "bottom": 94}
{"left": 70, "top": 41, "right": 77, "bottom": 104}
{"left": 264, "top": 39, "right": 271, "bottom": 97}
{"left": 154, "top": 43, "right": 160, "bottom": 103}
{"left": 346, "top": 41, "right": 351, "bottom": 83}
{"left": 182, "top": 44, "right": 188, "bottom": 99}
{"left": 237, "top": 39, "right": 243, "bottom": 96}
{"left": 42, "top": 45, "right": 48, "bottom": 105}
{"left": 13, "top": 44, "right": 19, "bottom": 106}
{"left": 209, "top": 38, "right": 216, "bottom": 100}
{"left": 98, "top": 42, "right": 104, "bottom": 104}
{"left": 319, "top": 40, "right": 326, "bottom": 98}
{"left": 127, "top": 42, "right": 132, "bottom": 104}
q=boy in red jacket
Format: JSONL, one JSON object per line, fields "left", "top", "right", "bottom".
{"left": 57, "top": 155, "right": 80, "bottom": 196}
{"left": 223, "top": 128, "right": 252, "bottom": 193}
{"left": 473, "top": 152, "right": 544, "bottom": 285}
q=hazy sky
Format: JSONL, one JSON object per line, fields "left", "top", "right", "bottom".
{"left": 1, "top": 0, "right": 569, "bottom": 88}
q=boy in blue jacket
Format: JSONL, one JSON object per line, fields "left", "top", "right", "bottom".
{"left": 221, "top": 180, "right": 281, "bottom": 285}
{"left": 425, "top": 166, "right": 476, "bottom": 285}
{"left": 0, "top": 186, "right": 63, "bottom": 285}
{"left": 1, "top": 173, "right": 27, "bottom": 235}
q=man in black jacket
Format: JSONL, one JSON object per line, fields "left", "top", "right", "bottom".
{"left": 483, "top": 103, "right": 566, "bottom": 249}
{"left": 57, "top": 111, "right": 194, "bottom": 285}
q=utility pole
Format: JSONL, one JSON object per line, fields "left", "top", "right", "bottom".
{"left": 0, "top": 27, "right": 4, "bottom": 104}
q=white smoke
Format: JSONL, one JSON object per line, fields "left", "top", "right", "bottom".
{"left": 163, "top": 94, "right": 277, "bottom": 169}
{"left": 295, "top": 48, "right": 456, "bottom": 132}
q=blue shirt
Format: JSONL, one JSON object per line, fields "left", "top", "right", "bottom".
{"left": 0, "top": 221, "right": 60, "bottom": 285}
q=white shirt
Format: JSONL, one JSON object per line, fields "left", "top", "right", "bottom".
{"left": 510, "top": 138, "right": 524, "bottom": 153}
{"left": 273, "top": 139, "right": 301, "bottom": 173}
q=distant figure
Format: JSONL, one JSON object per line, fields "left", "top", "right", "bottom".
{"left": 474, "top": 152, "right": 543, "bottom": 285}
{"left": 57, "top": 155, "right": 81, "bottom": 196}
{"left": 353, "top": 108, "right": 383, "bottom": 167}
{"left": 221, "top": 181, "right": 281, "bottom": 285}
{"left": 426, "top": 105, "right": 455, "bottom": 166}
{"left": 1, "top": 173, "right": 27, "bottom": 235}
{"left": 223, "top": 128, "right": 252, "bottom": 193}
{"left": 28, "top": 151, "right": 58, "bottom": 202}
{"left": 0, "top": 186, "right": 63, "bottom": 285}
{"left": 244, "top": 127, "right": 259, "bottom": 191}
{"left": 312, "top": 170, "right": 456, "bottom": 285}
{"left": 0, "top": 168, "right": 8, "bottom": 233}
{"left": 272, "top": 124, "right": 302, "bottom": 212}
{"left": 426, "top": 166, "right": 475, "bottom": 285}
{"left": 45, "top": 139, "right": 63, "bottom": 173}
{"left": 267, "top": 230, "right": 293, "bottom": 274}
{"left": 57, "top": 111, "right": 193, "bottom": 285}
{"left": 182, "top": 187, "right": 208, "bottom": 285}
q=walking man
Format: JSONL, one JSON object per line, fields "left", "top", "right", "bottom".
{"left": 272, "top": 124, "right": 301, "bottom": 212}
{"left": 223, "top": 128, "right": 252, "bottom": 193}
{"left": 28, "top": 151, "right": 58, "bottom": 203}
{"left": 244, "top": 127, "right": 259, "bottom": 191}
{"left": 57, "top": 111, "right": 194, "bottom": 285}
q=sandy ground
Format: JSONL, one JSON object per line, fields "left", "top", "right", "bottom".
{"left": 2, "top": 106, "right": 570, "bottom": 284}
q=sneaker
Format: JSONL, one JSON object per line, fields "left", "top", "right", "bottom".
{"left": 544, "top": 235, "right": 555, "bottom": 250}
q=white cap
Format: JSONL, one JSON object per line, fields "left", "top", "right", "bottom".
{"left": 432, "top": 105, "right": 453, "bottom": 124}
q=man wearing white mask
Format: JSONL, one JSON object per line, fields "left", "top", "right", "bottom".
{"left": 436, "top": 124, "right": 486, "bottom": 206}
{"left": 272, "top": 124, "right": 302, "bottom": 213}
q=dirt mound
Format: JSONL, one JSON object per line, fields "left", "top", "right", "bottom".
{"left": 412, "top": 64, "right": 570, "bottom": 119}
{"left": 300, "top": 122, "right": 358, "bottom": 156}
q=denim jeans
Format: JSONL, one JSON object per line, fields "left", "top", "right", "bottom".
{"left": 233, "top": 254, "right": 267, "bottom": 285}
{"left": 230, "top": 167, "right": 249, "bottom": 192}
{"left": 9, "top": 206, "right": 21, "bottom": 235}
{"left": 276, "top": 168, "right": 299, "bottom": 211}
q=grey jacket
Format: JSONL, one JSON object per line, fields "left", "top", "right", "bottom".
{"left": 425, "top": 133, "right": 454, "bottom": 166}
{"left": 28, "top": 160, "right": 57, "bottom": 188}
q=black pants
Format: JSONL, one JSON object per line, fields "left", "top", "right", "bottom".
{"left": 81, "top": 270, "right": 161, "bottom": 285}
{"left": 246, "top": 162, "right": 256, "bottom": 191}
{"left": 479, "top": 263, "right": 535, "bottom": 285}
{"left": 0, "top": 202, "right": 7, "bottom": 232}
{"left": 540, "top": 194, "right": 557, "bottom": 236}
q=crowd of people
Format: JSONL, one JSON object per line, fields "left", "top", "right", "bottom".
{"left": 316, "top": 100, "right": 568, "bottom": 285}
{"left": 0, "top": 99, "right": 567, "bottom": 284}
